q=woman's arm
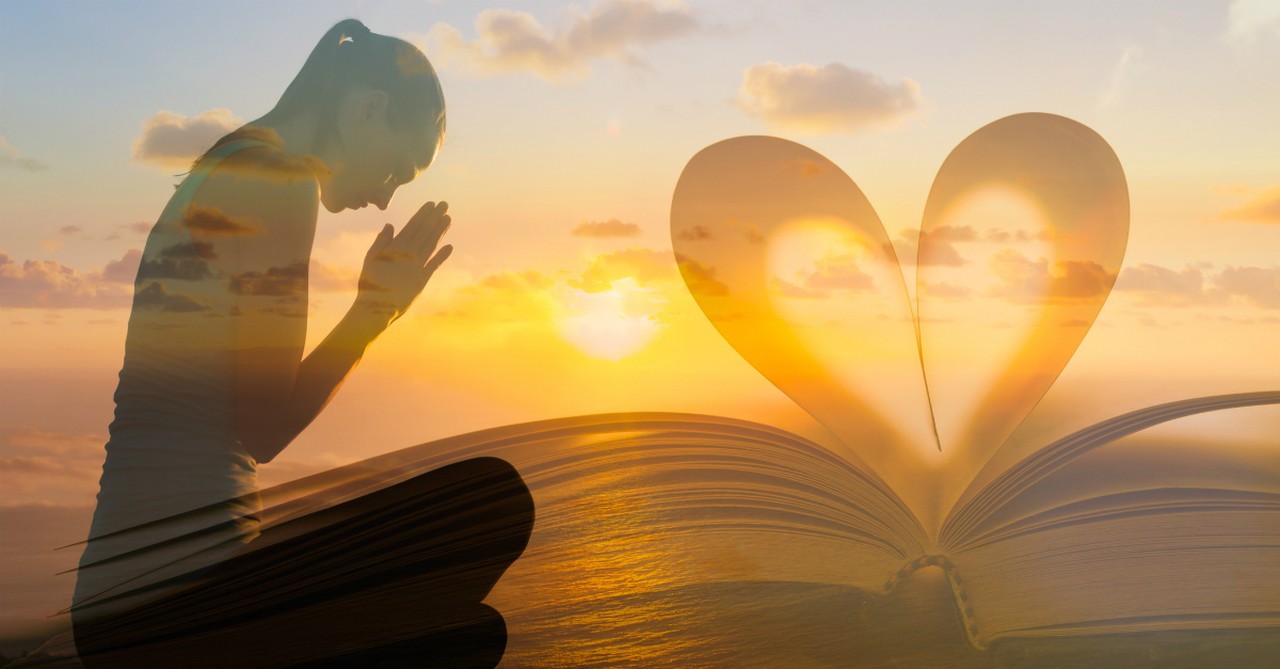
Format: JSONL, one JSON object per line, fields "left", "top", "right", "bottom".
{"left": 188, "top": 161, "right": 451, "bottom": 464}
{"left": 241, "top": 204, "right": 453, "bottom": 464}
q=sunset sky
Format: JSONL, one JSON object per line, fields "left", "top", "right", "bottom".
{"left": 3, "top": 0, "right": 1280, "bottom": 516}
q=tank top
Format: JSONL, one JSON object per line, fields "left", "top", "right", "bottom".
{"left": 74, "top": 138, "right": 285, "bottom": 618}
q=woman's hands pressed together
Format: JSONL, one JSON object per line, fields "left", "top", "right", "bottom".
{"left": 355, "top": 200, "right": 453, "bottom": 327}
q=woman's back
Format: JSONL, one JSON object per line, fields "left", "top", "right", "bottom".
{"left": 73, "top": 139, "right": 284, "bottom": 619}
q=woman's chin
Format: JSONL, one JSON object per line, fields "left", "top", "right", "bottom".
{"left": 322, "top": 195, "right": 370, "bottom": 213}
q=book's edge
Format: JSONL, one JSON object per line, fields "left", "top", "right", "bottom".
{"left": 940, "top": 391, "right": 1280, "bottom": 547}
{"left": 64, "top": 412, "right": 931, "bottom": 618}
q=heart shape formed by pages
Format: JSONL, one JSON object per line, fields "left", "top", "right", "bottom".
{"left": 670, "top": 113, "right": 1128, "bottom": 489}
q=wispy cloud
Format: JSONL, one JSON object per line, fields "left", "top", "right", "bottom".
{"left": 0, "top": 136, "right": 48, "bottom": 171}
{"left": 1226, "top": 0, "right": 1280, "bottom": 43}
{"left": 423, "top": 0, "right": 700, "bottom": 82}
{"left": 1098, "top": 45, "right": 1146, "bottom": 110}
{"left": 132, "top": 108, "right": 242, "bottom": 169}
{"left": 1222, "top": 186, "right": 1280, "bottom": 223}
{"left": 572, "top": 218, "right": 642, "bottom": 238}
{"left": 734, "top": 62, "right": 923, "bottom": 135}
{"left": 105, "top": 222, "right": 153, "bottom": 242}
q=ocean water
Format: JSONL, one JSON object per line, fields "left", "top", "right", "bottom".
{"left": 4, "top": 415, "right": 1279, "bottom": 667}
{"left": 494, "top": 569, "right": 1280, "bottom": 668}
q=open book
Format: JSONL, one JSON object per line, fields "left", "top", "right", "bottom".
{"left": 654, "top": 113, "right": 1279, "bottom": 664}
{"left": 54, "top": 114, "right": 1280, "bottom": 668}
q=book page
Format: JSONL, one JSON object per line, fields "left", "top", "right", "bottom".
{"left": 65, "top": 413, "right": 930, "bottom": 666}
{"left": 942, "top": 412, "right": 1280, "bottom": 643}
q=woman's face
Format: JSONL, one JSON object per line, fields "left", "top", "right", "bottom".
{"left": 320, "top": 89, "right": 442, "bottom": 214}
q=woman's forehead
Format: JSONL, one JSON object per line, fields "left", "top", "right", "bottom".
{"left": 409, "top": 122, "right": 444, "bottom": 172}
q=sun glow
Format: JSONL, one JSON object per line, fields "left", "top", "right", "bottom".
{"left": 558, "top": 278, "right": 663, "bottom": 360}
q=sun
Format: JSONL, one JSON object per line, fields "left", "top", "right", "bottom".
{"left": 558, "top": 278, "right": 663, "bottom": 361}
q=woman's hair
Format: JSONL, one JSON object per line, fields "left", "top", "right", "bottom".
{"left": 195, "top": 19, "right": 444, "bottom": 168}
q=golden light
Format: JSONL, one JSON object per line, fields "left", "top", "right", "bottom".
{"left": 557, "top": 278, "right": 663, "bottom": 361}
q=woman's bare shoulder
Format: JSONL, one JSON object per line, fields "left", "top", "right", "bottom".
{"left": 217, "top": 144, "right": 326, "bottom": 188}
{"left": 180, "top": 146, "right": 321, "bottom": 275}
{"left": 186, "top": 146, "right": 321, "bottom": 242}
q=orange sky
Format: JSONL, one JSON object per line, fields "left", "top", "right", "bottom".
{"left": 3, "top": 0, "right": 1280, "bottom": 511}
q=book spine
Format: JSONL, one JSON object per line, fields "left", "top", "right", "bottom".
{"left": 883, "top": 554, "right": 984, "bottom": 649}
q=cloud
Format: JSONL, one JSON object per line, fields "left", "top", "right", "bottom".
{"left": 0, "top": 250, "right": 135, "bottom": 309}
{"left": 134, "top": 281, "right": 210, "bottom": 312}
{"left": 105, "top": 222, "right": 154, "bottom": 241}
{"left": 1114, "top": 263, "right": 1209, "bottom": 306}
{"left": 572, "top": 248, "right": 676, "bottom": 292}
{"left": 886, "top": 228, "right": 965, "bottom": 267}
{"left": 131, "top": 108, "right": 242, "bottom": 169}
{"left": 675, "top": 225, "right": 713, "bottom": 241}
{"left": 1214, "top": 265, "right": 1280, "bottom": 308}
{"left": 1115, "top": 262, "right": 1280, "bottom": 309}
{"left": 0, "top": 136, "right": 47, "bottom": 171}
{"left": 795, "top": 249, "right": 875, "bottom": 295}
{"left": 1222, "top": 187, "right": 1280, "bottom": 223}
{"left": 922, "top": 225, "right": 979, "bottom": 243}
{"left": 437, "top": 269, "right": 561, "bottom": 323}
{"left": 571, "top": 218, "right": 642, "bottom": 238}
{"left": 987, "top": 250, "right": 1116, "bottom": 303}
{"left": 103, "top": 249, "right": 142, "bottom": 283}
{"left": 1227, "top": 0, "right": 1280, "bottom": 43}
{"left": 229, "top": 262, "right": 307, "bottom": 297}
{"left": 734, "top": 62, "right": 923, "bottom": 134}
{"left": 137, "top": 241, "right": 218, "bottom": 282}
{"left": 424, "top": 0, "right": 700, "bottom": 81}
{"left": 185, "top": 205, "right": 262, "bottom": 236}
{"left": 771, "top": 247, "right": 878, "bottom": 299}
{"left": 983, "top": 227, "right": 1050, "bottom": 243}
{"left": 259, "top": 297, "right": 308, "bottom": 319}
{"left": 1098, "top": 45, "right": 1146, "bottom": 110}
{"left": 673, "top": 254, "right": 729, "bottom": 297}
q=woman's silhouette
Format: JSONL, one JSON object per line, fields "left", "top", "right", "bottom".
{"left": 69, "top": 19, "right": 533, "bottom": 669}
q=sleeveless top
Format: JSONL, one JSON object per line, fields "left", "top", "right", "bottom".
{"left": 74, "top": 139, "right": 284, "bottom": 618}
